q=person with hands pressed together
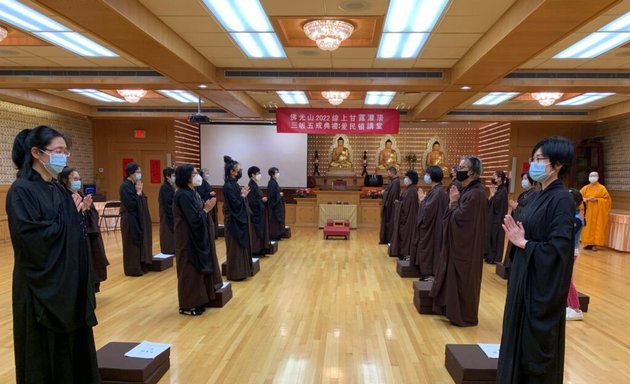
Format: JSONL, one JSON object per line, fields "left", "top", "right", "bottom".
{"left": 247, "top": 166, "right": 270, "bottom": 256}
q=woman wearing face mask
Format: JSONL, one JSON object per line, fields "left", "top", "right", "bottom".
{"left": 497, "top": 136, "right": 575, "bottom": 383}
{"left": 119, "top": 162, "right": 153, "bottom": 276}
{"left": 7, "top": 126, "right": 100, "bottom": 383}
{"left": 389, "top": 170, "right": 419, "bottom": 261}
{"left": 430, "top": 156, "right": 487, "bottom": 326}
{"left": 59, "top": 167, "right": 109, "bottom": 293}
{"left": 411, "top": 165, "right": 449, "bottom": 280}
{"left": 247, "top": 166, "right": 270, "bottom": 256}
{"left": 223, "top": 156, "right": 253, "bottom": 281}
{"left": 485, "top": 170, "right": 509, "bottom": 264}
{"left": 158, "top": 167, "right": 176, "bottom": 255}
{"left": 173, "top": 164, "right": 220, "bottom": 315}
{"left": 267, "top": 167, "right": 286, "bottom": 241}
{"left": 196, "top": 169, "right": 219, "bottom": 239}
{"left": 500, "top": 173, "right": 537, "bottom": 276}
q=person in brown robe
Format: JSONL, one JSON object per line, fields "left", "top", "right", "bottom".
{"left": 267, "top": 166, "right": 286, "bottom": 241}
{"left": 485, "top": 170, "right": 509, "bottom": 264}
{"left": 247, "top": 166, "right": 270, "bottom": 256}
{"left": 173, "top": 164, "right": 219, "bottom": 316}
{"left": 430, "top": 156, "right": 488, "bottom": 326}
{"left": 158, "top": 167, "right": 175, "bottom": 254}
{"left": 412, "top": 165, "right": 449, "bottom": 280}
{"left": 223, "top": 156, "right": 253, "bottom": 280}
{"left": 379, "top": 166, "right": 401, "bottom": 245}
{"left": 119, "top": 162, "right": 153, "bottom": 276}
{"left": 390, "top": 170, "right": 419, "bottom": 260}
{"left": 59, "top": 167, "right": 109, "bottom": 293}
{"left": 197, "top": 169, "right": 219, "bottom": 239}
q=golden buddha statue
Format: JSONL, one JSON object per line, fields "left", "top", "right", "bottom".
{"left": 377, "top": 139, "right": 400, "bottom": 171}
{"left": 329, "top": 137, "right": 353, "bottom": 168}
{"left": 425, "top": 141, "right": 448, "bottom": 175}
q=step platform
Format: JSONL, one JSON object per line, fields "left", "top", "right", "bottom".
{"left": 412, "top": 280, "right": 435, "bottom": 314}
{"left": 148, "top": 254, "right": 174, "bottom": 272}
{"left": 282, "top": 225, "right": 292, "bottom": 239}
{"left": 267, "top": 240, "right": 278, "bottom": 255}
{"left": 221, "top": 258, "right": 260, "bottom": 277}
{"left": 217, "top": 224, "right": 225, "bottom": 238}
{"left": 397, "top": 259, "right": 421, "bottom": 278}
{"left": 445, "top": 344, "right": 498, "bottom": 384}
{"left": 97, "top": 342, "right": 170, "bottom": 384}
{"left": 495, "top": 261, "right": 509, "bottom": 280}
{"left": 207, "top": 282, "right": 232, "bottom": 308}
{"left": 578, "top": 292, "right": 590, "bottom": 312}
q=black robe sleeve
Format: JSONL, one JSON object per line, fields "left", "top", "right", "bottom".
{"left": 223, "top": 179, "right": 250, "bottom": 248}
{"left": 247, "top": 180, "right": 265, "bottom": 236}
{"left": 196, "top": 180, "right": 212, "bottom": 202}
{"left": 159, "top": 182, "right": 175, "bottom": 231}
{"left": 119, "top": 179, "right": 143, "bottom": 245}
{"left": 174, "top": 188, "right": 213, "bottom": 274}
{"left": 268, "top": 179, "right": 284, "bottom": 222}
{"left": 489, "top": 184, "right": 508, "bottom": 222}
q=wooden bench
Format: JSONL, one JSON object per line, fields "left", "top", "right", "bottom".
{"left": 323, "top": 219, "right": 350, "bottom": 240}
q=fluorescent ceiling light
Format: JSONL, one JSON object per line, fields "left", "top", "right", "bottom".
{"left": 158, "top": 90, "right": 200, "bottom": 103}
{"left": 473, "top": 92, "right": 519, "bottom": 106}
{"left": 377, "top": 0, "right": 448, "bottom": 59}
{"left": 277, "top": 91, "right": 309, "bottom": 105}
{"left": 554, "top": 12, "right": 630, "bottom": 58}
{"left": 69, "top": 89, "right": 124, "bottom": 103}
{"left": 0, "top": 0, "right": 117, "bottom": 57}
{"left": 556, "top": 92, "right": 615, "bottom": 106}
{"left": 365, "top": 91, "right": 396, "bottom": 106}
{"left": 201, "top": 0, "right": 286, "bottom": 58}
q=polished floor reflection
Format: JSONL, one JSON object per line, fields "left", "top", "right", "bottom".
{"left": 1, "top": 225, "right": 629, "bottom": 383}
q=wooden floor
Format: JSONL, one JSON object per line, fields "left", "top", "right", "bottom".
{"left": 1, "top": 226, "right": 629, "bottom": 383}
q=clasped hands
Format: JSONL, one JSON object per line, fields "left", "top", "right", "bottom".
{"left": 502, "top": 215, "right": 527, "bottom": 249}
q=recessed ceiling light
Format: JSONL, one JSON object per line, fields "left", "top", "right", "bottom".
{"left": 0, "top": 0, "right": 117, "bottom": 57}
{"left": 473, "top": 92, "right": 519, "bottom": 106}
{"left": 69, "top": 89, "right": 124, "bottom": 102}
{"left": 365, "top": 91, "right": 395, "bottom": 105}
{"left": 198, "top": 84, "right": 208, "bottom": 89}
{"left": 158, "top": 90, "right": 200, "bottom": 103}
{"left": 554, "top": 11, "right": 630, "bottom": 59}
{"left": 277, "top": 91, "right": 309, "bottom": 105}
{"left": 556, "top": 92, "right": 615, "bottom": 106}
{"left": 460, "top": 86, "right": 472, "bottom": 90}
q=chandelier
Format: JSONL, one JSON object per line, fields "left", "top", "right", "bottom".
{"left": 321, "top": 91, "right": 350, "bottom": 106}
{"left": 0, "top": 26, "right": 7, "bottom": 42}
{"left": 531, "top": 92, "right": 564, "bottom": 107}
{"left": 303, "top": 20, "right": 354, "bottom": 51}
{"left": 116, "top": 89, "right": 147, "bottom": 103}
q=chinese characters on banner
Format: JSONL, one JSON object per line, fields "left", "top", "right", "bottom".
{"left": 150, "top": 160, "right": 161, "bottom": 184}
{"left": 276, "top": 108, "right": 399, "bottom": 134}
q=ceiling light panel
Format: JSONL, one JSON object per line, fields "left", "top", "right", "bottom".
{"left": 277, "top": 91, "right": 309, "bottom": 105}
{"left": 472, "top": 92, "right": 519, "bottom": 106}
{"left": 158, "top": 90, "right": 200, "bottom": 103}
{"left": 554, "top": 11, "right": 630, "bottom": 59}
{"left": 556, "top": 93, "right": 615, "bottom": 106}
{"left": 0, "top": 0, "right": 117, "bottom": 57}
{"left": 69, "top": 89, "right": 124, "bottom": 102}
{"left": 201, "top": 0, "right": 286, "bottom": 58}
{"left": 365, "top": 91, "right": 396, "bottom": 105}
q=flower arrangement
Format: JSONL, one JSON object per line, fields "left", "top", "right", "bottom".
{"left": 367, "top": 190, "right": 383, "bottom": 199}
{"left": 405, "top": 152, "right": 417, "bottom": 169}
{"left": 295, "top": 188, "right": 311, "bottom": 198}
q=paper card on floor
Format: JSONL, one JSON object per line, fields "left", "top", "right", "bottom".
{"left": 124, "top": 341, "right": 171, "bottom": 359}
{"left": 478, "top": 343, "right": 500, "bottom": 359}
{"left": 153, "top": 253, "right": 174, "bottom": 259}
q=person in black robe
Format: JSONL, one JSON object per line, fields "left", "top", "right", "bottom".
{"left": 223, "top": 156, "right": 253, "bottom": 280}
{"left": 412, "top": 165, "right": 449, "bottom": 280}
{"left": 267, "top": 166, "right": 286, "bottom": 241}
{"left": 158, "top": 167, "right": 175, "bottom": 254}
{"left": 247, "top": 166, "right": 270, "bottom": 256}
{"left": 379, "top": 166, "right": 401, "bottom": 245}
{"left": 501, "top": 172, "right": 538, "bottom": 274}
{"left": 119, "top": 162, "right": 153, "bottom": 276}
{"left": 497, "top": 137, "right": 575, "bottom": 383}
{"left": 485, "top": 170, "right": 509, "bottom": 264}
{"left": 196, "top": 169, "right": 219, "bottom": 239}
{"left": 390, "top": 170, "right": 419, "bottom": 260}
{"left": 7, "top": 126, "right": 100, "bottom": 383}
{"left": 173, "top": 164, "right": 219, "bottom": 316}
{"left": 59, "top": 167, "right": 109, "bottom": 293}
{"left": 430, "top": 156, "right": 488, "bottom": 326}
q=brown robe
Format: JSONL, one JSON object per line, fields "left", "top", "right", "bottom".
{"left": 267, "top": 178, "right": 286, "bottom": 240}
{"left": 430, "top": 179, "right": 488, "bottom": 326}
{"left": 223, "top": 178, "right": 252, "bottom": 281}
{"left": 379, "top": 176, "right": 401, "bottom": 244}
{"left": 173, "top": 187, "right": 216, "bottom": 309}
{"left": 390, "top": 183, "right": 419, "bottom": 258}
{"left": 120, "top": 179, "right": 153, "bottom": 276}
{"left": 85, "top": 202, "right": 109, "bottom": 288}
{"left": 486, "top": 183, "right": 508, "bottom": 263}
{"left": 248, "top": 179, "right": 270, "bottom": 256}
{"left": 158, "top": 181, "right": 175, "bottom": 254}
{"left": 411, "top": 183, "right": 448, "bottom": 276}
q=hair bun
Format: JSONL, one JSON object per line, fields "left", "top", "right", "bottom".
{"left": 223, "top": 155, "right": 232, "bottom": 163}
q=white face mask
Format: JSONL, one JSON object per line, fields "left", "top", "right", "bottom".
{"left": 255, "top": 174, "right": 262, "bottom": 182}
{"left": 192, "top": 174, "right": 203, "bottom": 187}
{"left": 275, "top": 173, "right": 280, "bottom": 179}
{"left": 589, "top": 176, "right": 598, "bottom": 184}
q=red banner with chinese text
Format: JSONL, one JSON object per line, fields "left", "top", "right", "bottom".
{"left": 276, "top": 108, "right": 399, "bottom": 134}
{"left": 150, "top": 160, "right": 161, "bottom": 184}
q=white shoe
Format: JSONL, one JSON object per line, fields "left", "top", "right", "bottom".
{"left": 566, "top": 307, "right": 584, "bottom": 321}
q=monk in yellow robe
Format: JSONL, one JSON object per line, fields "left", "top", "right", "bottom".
{"left": 580, "top": 172, "right": 612, "bottom": 251}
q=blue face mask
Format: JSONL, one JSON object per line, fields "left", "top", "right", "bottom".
{"left": 70, "top": 180, "right": 81, "bottom": 192}
{"left": 521, "top": 179, "right": 530, "bottom": 189}
{"left": 529, "top": 162, "right": 551, "bottom": 182}
{"left": 423, "top": 175, "right": 432, "bottom": 185}
{"left": 42, "top": 152, "right": 67, "bottom": 177}
{"left": 403, "top": 177, "right": 410, "bottom": 186}
{"left": 135, "top": 173, "right": 142, "bottom": 181}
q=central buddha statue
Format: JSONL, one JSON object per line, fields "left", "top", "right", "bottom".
{"left": 377, "top": 139, "right": 400, "bottom": 172}
{"left": 425, "top": 141, "right": 448, "bottom": 175}
{"left": 329, "top": 137, "right": 353, "bottom": 168}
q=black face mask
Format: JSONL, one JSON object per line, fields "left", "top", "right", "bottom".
{"left": 456, "top": 170, "right": 469, "bottom": 182}
{"left": 491, "top": 179, "right": 498, "bottom": 185}
{"left": 235, "top": 170, "right": 243, "bottom": 180}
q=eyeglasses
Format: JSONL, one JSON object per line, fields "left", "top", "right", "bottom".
{"left": 529, "top": 156, "right": 549, "bottom": 164}
{"left": 41, "top": 148, "right": 71, "bottom": 157}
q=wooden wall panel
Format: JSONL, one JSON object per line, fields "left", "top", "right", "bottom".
{"left": 478, "top": 122, "right": 511, "bottom": 186}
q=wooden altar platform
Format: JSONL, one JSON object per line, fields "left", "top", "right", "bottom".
{"left": 294, "top": 190, "right": 381, "bottom": 228}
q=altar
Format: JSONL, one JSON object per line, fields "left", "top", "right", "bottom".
{"left": 294, "top": 190, "right": 381, "bottom": 228}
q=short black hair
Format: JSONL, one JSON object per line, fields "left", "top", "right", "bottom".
{"left": 568, "top": 188, "right": 584, "bottom": 210}
{"left": 531, "top": 136, "right": 575, "bottom": 178}
{"left": 495, "top": 170, "right": 509, "bottom": 189}
{"left": 163, "top": 167, "right": 175, "bottom": 181}
{"left": 248, "top": 166, "right": 261, "bottom": 178}
{"left": 125, "top": 162, "right": 140, "bottom": 177}
{"left": 387, "top": 166, "right": 397, "bottom": 174}
{"left": 268, "top": 167, "right": 279, "bottom": 177}
{"left": 521, "top": 172, "right": 534, "bottom": 185}
{"left": 58, "top": 166, "right": 77, "bottom": 189}
{"left": 425, "top": 165, "right": 443, "bottom": 183}
{"left": 405, "top": 170, "right": 419, "bottom": 185}
{"left": 462, "top": 156, "right": 483, "bottom": 178}
{"left": 175, "top": 163, "right": 194, "bottom": 189}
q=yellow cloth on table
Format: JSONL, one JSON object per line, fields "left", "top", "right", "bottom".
{"left": 580, "top": 182, "right": 612, "bottom": 246}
